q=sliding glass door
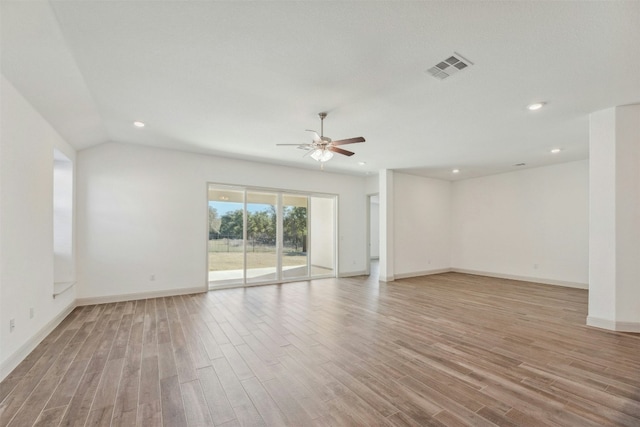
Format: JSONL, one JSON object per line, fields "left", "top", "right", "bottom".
{"left": 207, "top": 184, "right": 335, "bottom": 289}
{"left": 246, "top": 191, "right": 278, "bottom": 284}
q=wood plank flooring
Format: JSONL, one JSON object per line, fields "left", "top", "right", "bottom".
{"left": 1, "top": 271, "right": 639, "bottom": 426}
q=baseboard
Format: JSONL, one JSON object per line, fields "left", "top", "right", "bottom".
{"left": 394, "top": 268, "right": 452, "bottom": 280}
{"left": 338, "top": 270, "right": 367, "bottom": 278}
{"left": 1, "top": 300, "right": 76, "bottom": 381}
{"left": 587, "top": 316, "right": 640, "bottom": 333}
{"left": 451, "top": 268, "right": 588, "bottom": 290}
{"left": 76, "top": 286, "right": 206, "bottom": 306}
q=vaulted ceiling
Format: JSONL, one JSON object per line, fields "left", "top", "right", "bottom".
{"left": 2, "top": 1, "right": 639, "bottom": 179}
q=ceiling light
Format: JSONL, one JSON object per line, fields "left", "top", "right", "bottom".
{"left": 357, "top": 161, "right": 366, "bottom": 166}
{"left": 527, "top": 102, "right": 545, "bottom": 111}
{"left": 133, "top": 121, "right": 145, "bottom": 127}
{"left": 452, "top": 169, "right": 460, "bottom": 174}
{"left": 550, "top": 148, "right": 561, "bottom": 154}
{"left": 310, "top": 149, "right": 333, "bottom": 162}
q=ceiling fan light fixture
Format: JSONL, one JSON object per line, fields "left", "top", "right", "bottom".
{"left": 527, "top": 102, "right": 545, "bottom": 111}
{"left": 310, "top": 149, "right": 333, "bottom": 162}
{"left": 277, "top": 112, "right": 364, "bottom": 168}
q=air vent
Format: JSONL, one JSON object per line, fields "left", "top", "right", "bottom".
{"left": 426, "top": 53, "right": 473, "bottom": 80}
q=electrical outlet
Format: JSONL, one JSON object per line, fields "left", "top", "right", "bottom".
{"left": 150, "top": 274, "right": 155, "bottom": 281}
{"left": 30, "top": 308, "right": 34, "bottom": 319}
{"left": 533, "top": 263, "right": 539, "bottom": 270}
{"left": 9, "top": 318, "right": 15, "bottom": 332}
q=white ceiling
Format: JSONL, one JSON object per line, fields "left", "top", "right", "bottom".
{"left": 2, "top": 1, "right": 639, "bottom": 180}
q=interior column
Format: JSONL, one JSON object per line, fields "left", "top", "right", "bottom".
{"left": 379, "top": 169, "right": 395, "bottom": 282}
{"left": 588, "top": 104, "right": 640, "bottom": 332}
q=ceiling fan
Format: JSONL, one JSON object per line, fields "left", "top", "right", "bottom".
{"left": 277, "top": 112, "right": 365, "bottom": 169}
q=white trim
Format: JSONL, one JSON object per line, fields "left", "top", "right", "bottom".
{"left": 53, "top": 281, "right": 76, "bottom": 298}
{"left": 451, "top": 268, "right": 588, "bottom": 289}
{"left": 209, "top": 282, "right": 251, "bottom": 291}
{"left": 1, "top": 300, "right": 76, "bottom": 381}
{"left": 204, "top": 182, "right": 211, "bottom": 291}
{"left": 334, "top": 194, "right": 339, "bottom": 278}
{"left": 380, "top": 275, "right": 395, "bottom": 282}
{"left": 276, "top": 193, "right": 283, "bottom": 281}
{"left": 338, "top": 270, "right": 367, "bottom": 278}
{"left": 587, "top": 316, "right": 640, "bottom": 333}
{"left": 394, "top": 268, "right": 452, "bottom": 279}
{"left": 76, "top": 286, "right": 205, "bottom": 306}
{"left": 209, "top": 273, "right": 336, "bottom": 291}
{"left": 365, "top": 194, "right": 371, "bottom": 276}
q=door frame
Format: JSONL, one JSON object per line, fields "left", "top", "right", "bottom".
{"left": 206, "top": 182, "right": 338, "bottom": 289}
{"left": 366, "top": 193, "right": 379, "bottom": 276}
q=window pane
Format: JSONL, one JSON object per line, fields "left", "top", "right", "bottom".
{"left": 246, "top": 191, "right": 277, "bottom": 283}
{"left": 208, "top": 187, "right": 244, "bottom": 287}
{"left": 282, "top": 194, "right": 308, "bottom": 280}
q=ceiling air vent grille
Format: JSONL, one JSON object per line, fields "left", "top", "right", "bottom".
{"left": 427, "top": 53, "right": 473, "bottom": 80}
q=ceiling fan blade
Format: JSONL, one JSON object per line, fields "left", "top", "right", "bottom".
{"left": 331, "top": 136, "right": 365, "bottom": 146}
{"left": 328, "top": 146, "right": 355, "bottom": 156}
{"left": 276, "top": 143, "right": 311, "bottom": 146}
{"left": 305, "top": 129, "right": 321, "bottom": 142}
{"left": 302, "top": 149, "right": 315, "bottom": 158}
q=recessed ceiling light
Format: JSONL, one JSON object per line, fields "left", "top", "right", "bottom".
{"left": 527, "top": 102, "right": 545, "bottom": 111}
{"left": 357, "top": 161, "right": 366, "bottom": 166}
{"left": 550, "top": 148, "right": 561, "bottom": 154}
{"left": 133, "top": 121, "right": 145, "bottom": 128}
{"left": 452, "top": 169, "right": 460, "bottom": 174}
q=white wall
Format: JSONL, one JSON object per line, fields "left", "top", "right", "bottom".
{"left": 588, "top": 109, "right": 617, "bottom": 317}
{"left": 309, "top": 196, "right": 335, "bottom": 269}
{"left": 0, "top": 75, "right": 76, "bottom": 379}
{"left": 379, "top": 170, "right": 395, "bottom": 280}
{"left": 451, "top": 160, "right": 589, "bottom": 287}
{"left": 393, "top": 173, "right": 451, "bottom": 277}
{"left": 77, "top": 142, "right": 367, "bottom": 301}
{"left": 365, "top": 174, "right": 378, "bottom": 194}
{"left": 588, "top": 105, "right": 640, "bottom": 331}
{"left": 613, "top": 105, "right": 640, "bottom": 325}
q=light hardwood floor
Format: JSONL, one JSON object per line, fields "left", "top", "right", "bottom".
{"left": 1, "top": 272, "right": 639, "bottom": 426}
